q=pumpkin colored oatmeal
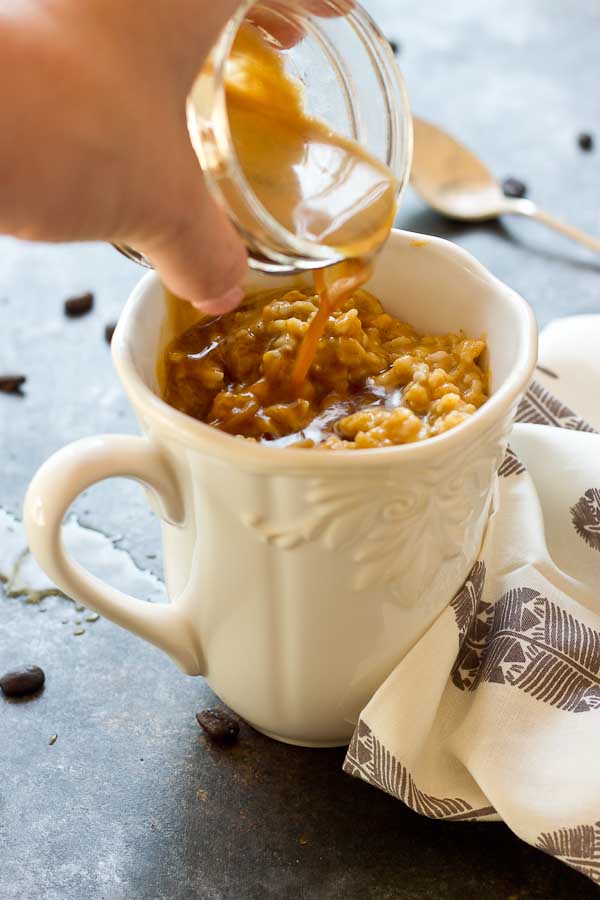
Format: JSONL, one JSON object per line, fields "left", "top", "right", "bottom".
{"left": 161, "top": 287, "right": 488, "bottom": 449}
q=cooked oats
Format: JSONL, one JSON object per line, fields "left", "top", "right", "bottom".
{"left": 161, "top": 288, "right": 488, "bottom": 449}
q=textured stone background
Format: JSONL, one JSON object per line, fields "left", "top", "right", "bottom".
{"left": 1, "top": 1, "right": 599, "bottom": 897}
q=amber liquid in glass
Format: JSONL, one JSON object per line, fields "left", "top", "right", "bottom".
{"left": 223, "top": 24, "right": 397, "bottom": 389}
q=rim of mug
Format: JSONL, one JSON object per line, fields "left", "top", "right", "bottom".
{"left": 112, "top": 229, "right": 538, "bottom": 471}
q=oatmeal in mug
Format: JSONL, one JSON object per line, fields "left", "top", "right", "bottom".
{"left": 161, "top": 288, "right": 489, "bottom": 448}
{"left": 25, "top": 229, "right": 537, "bottom": 745}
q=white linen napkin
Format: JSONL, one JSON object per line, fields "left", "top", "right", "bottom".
{"left": 344, "top": 315, "right": 600, "bottom": 886}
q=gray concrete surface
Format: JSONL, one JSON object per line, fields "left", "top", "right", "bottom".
{"left": 1, "top": 1, "right": 599, "bottom": 897}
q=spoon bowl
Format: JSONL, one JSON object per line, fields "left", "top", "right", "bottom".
{"left": 410, "top": 117, "right": 600, "bottom": 254}
{"left": 411, "top": 118, "right": 511, "bottom": 221}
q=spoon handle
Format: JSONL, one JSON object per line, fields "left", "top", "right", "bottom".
{"left": 507, "top": 198, "right": 600, "bottom": 255}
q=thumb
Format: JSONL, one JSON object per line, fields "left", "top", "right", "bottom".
{"left": 139, "top": 139, "right": 248, "bottom": 315}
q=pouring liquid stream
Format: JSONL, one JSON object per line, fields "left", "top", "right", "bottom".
{"left": 164, "top": 25, "right": 397, "bottom": 395}
{"left": 223, "top": 24, "right": 397, "bottom": 391}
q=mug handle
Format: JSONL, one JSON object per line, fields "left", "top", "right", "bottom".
{"left": 24, "top": 434, "right": 205, "bottom": 676}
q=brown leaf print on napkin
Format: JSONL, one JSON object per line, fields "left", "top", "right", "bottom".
{"left": 516, "top": 380, "right": 596, "bottom": 432}
{"left": 451, "top": 574, "right": 600, "bottom": 711}
{"left": 498, "top": 446, "right": 526, "bottom": 478}
{"left": 536, "top": 822, "right": 600, "bottom": 884}
{"left": 344, "top": 721, "right": 495, "bottom": 821}
{"left": 535, "top": 364, "right": 559, "bottom": 379}
{"left": 450, "top": 561, "right": 487, "bottom": 644}
{"left": 571, "top": 489, "right": 600, "bottom": 552}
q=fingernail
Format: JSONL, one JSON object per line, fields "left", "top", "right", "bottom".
{"left": 191, "top": 286, "right": 244, "bottom": 315}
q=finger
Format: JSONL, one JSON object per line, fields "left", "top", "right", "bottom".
{"left": 246, "top": 7, "right": 305, "bottom": 49}
{"left": 247, "top": 0, "right": 354, "bottom": 49}
{"left": 256, "top": 0, "right": 354, "bottom": 20}
{"left": 296, "top": 0, "right": 355, "bottom": 18}
{"left": 138, "top": 141, "right": 247, "bottom": 314}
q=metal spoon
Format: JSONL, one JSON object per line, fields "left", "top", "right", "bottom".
{"left": 411, "top": 117, "right": 600, "bottom": 255}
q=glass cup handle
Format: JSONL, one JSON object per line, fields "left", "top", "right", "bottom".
{"left": 24, "top": 434, "right": 205, "bottom": 675}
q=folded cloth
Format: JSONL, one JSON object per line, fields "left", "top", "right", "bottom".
{"left": 344, "top": 316, "right": 600, "bottom": 885}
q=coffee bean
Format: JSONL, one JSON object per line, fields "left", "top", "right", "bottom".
{"left": 196, "top": 707, "right": 240, "bottom": 744}
{"left": 104, "top": 321, "right": 117, "bottom": 344}
{"left": 0, "top": 374, "right": 26, "bottom": 394}
{"left": 502, "top": 176, "right": 527, "bottom": 199}
{"left": 64, "top": 292, "right": 94, "bottom": 317}
{"left": 388, "top": 38, "right": 400, "bottom": 55}
{"left": 578, "top": 132, "right": 594, "bottom": 151}
{"left": 0, "top": 665, "right": 45, "bottom": 697}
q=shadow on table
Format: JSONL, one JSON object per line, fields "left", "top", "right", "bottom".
{"left": 126, "top": 720, "right": 596, "bottom": 900}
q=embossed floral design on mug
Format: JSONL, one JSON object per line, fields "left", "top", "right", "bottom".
{"left": 24, "top": 231, "right": 537, "bottom": 747}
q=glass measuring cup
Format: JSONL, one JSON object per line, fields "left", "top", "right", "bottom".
{"left": 115, "top": 0, "right": 412, "bottom": 275}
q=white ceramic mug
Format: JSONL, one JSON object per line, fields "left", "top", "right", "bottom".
{"left": 24, "top": 230, "right": 537, "bottom": 746}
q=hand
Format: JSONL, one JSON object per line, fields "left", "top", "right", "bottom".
{"left": 0, "top": 0, "right": 348, "bottom": 313}
{"left": 0, "top": 0, "right": 253, "bottom": 312}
